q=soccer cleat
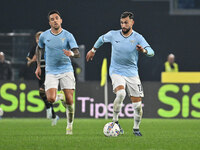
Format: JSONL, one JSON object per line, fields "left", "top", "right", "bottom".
{"left": 66, "top": 126, "right": 73, "bottom": 135}
{"left": 46, "top": 107, "right": 52, "bottom": 119}
{"left": 51, "top": 115, "right": 59, "bottom": 126}
{"left": 115, "top": 121, "right": 124, "bottom": 135}
{"left": 133, "top": 129, "right": 142, "bottom": 136}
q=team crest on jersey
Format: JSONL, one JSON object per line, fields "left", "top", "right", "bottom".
{"left": 60, "top": 38, "right": 66, "bottom": 43}
{"left": 130, "top": 40, "right": 135, "bottom": 44}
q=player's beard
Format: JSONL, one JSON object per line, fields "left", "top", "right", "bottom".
{"left": 122, "top": 27, "right": 131, "bottom": 34}
{"left": 54, "top": 24, "right": 60, "bottom": 30}
{"left": 54, "top": 26, "right": 60, "bottom": 30}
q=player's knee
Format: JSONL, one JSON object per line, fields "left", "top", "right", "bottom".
{"left": 47, "top": 96, "right": 56, "bottom": 103}
{"left": 116, "top": 89, "right": 126, "bottom": 102}
{"left": 66, "top": 101, "right": 73, "bottom": 105}
{"left": 48, "top": 98, "right": 55, "bottom": 103}
{"left": 113, "top": 90, "right": 126, "bottom": 112}
{"left": 65, "top": 93, "right": 74, "bottom": 105}
{"left": 66, "top": 98, "right": 73, "bottom": 105}
{"left": 131, "top": 97, "right": 142, "bottom": 103}
{"left": 113, "top": 90, "right": 126, "bottom": 111}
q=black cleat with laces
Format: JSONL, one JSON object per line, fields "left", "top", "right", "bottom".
{"left": 133, "top": 129, "right": 142, "bottom": 136}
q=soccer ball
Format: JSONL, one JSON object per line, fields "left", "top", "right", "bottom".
{"left": 103, "top": 122, "right": 120, "bottom": 137}
{"left": 0, "top": 108, "right": 3, "bottom": 117}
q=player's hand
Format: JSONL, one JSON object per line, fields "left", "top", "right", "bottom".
{"left": 27, "top": 60, "right": 31, "bottom": 66}
{"left": 26, "top": 57, "right": 32, "bottom": 66}
{"left": 63, "top": 49, "right": 73, "bottom": 57}
{"left": 27, "top": 60, "right": 33, "bottom": 66}
{"left": 86, "top": 50, "right": 95, "bottom": 62}
{"left": 35, "top": 66, "right": 41, "bottom": 80}
{"left": 136, "top": 45, "right": 147, "bottom": 54}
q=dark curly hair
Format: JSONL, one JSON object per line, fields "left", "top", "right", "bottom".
{"left": 120, "top": 12, "right": 134, "bottom": 20}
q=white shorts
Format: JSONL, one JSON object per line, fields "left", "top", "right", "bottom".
{"left": 45, "top": 72, "right": 75, "bottom": 91}
{"left": 110, "top": 74, "right": 144, "bottom": 97}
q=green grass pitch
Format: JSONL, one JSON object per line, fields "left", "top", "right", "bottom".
{"left": 0, "top": 118, "right": 199, "bottom": 150}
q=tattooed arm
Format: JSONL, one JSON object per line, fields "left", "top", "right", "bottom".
{"left": 71, "top": 48, "right": 80, "bottom": 58}
{"left": 63, "top": 48, "right": 80, "bottom": 58}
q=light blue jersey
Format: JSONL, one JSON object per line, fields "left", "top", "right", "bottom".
{"left": 94, "top": 30, "right": 154, "bottom": 77}
{"left": 38, "top": 29, "right": 78, "bottom": 74}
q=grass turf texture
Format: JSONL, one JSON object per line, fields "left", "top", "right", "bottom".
{"left": 0, "top": 118, "right": 199, "bottom": 150}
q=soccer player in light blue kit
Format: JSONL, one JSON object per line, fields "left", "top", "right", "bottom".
{"left": 86, "top": 12, "right": 154, "bottom": 136}
{"left": 35, "top": 10, "right": 80, "bottom": 135}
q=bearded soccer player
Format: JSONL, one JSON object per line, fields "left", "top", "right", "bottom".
{"left": 35, "top": 10, "right": 80, "bottom": 135}
{"left": 86, "top": 12, "right": 155, "bottom": 136}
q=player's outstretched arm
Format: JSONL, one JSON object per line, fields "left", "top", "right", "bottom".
{"left": 27, "top": 54, "right": 37, "bottom": 66}
{"left": 35, "top": 66, "right": 41, "bottom": 80}
{"left": 71, "top": 48, "right": 80, "bottom": 58}
{"left": 86, "top": 35, "right": 105, "bottom": 62}
{"left": 86, "top": 47, "right": 96, "bottom": 62}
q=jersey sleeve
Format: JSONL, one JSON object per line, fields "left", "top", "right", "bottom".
{"left": 102, "top": 31, "right": 112, "bottom": 43}
{"left": 38, "top": 33, "right": 45, "bottom": 49}
{"left": 138, "top": 35, "right": 150, "bottom": 48}
{"left": 138, "top": 35, "right": 155, "bottom": 57}
{"left": 94, "top": 35, "right": 104, "bottom": 48}
{"left": 68, "top": 33, "right": 79, "bottom": 49}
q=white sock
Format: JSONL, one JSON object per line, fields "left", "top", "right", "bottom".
{"left": 46, "top": 107, "right": 52, "bottom": 119}
{"left": 113, "top": 111, "right": 119, "bottom": 123}
{"left": 112, "top": 90, "right": 126, "bottom": 122}
{"left": 66, "top": 104, "right": 74, "bottom": 127}
{"left": 132, "top": 101, "right": 143, "bottom": 129}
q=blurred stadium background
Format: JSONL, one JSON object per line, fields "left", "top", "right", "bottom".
{"left": 0, "top": 0, "right": 200, "bottom": 149}
{"left": 0, "top": 0, "right": 200, "bottom": 118}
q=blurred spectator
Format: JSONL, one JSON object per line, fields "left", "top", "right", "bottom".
{"left": 26, "top": 47, "right": 37, "bottom": 67}
{"left": 164, "top": 53, "right": 179, "bottom": 72}
{"left": 19, "top": 33, "right": 38, "bottom": 80}
{"left": 0, "top": 52, "right": 12, "bottom": 80}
